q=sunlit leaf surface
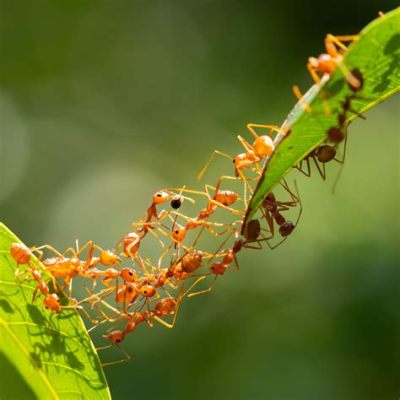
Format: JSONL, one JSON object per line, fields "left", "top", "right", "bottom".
{"left": 0, "top": 222, "right": 111, "bottom": 400}
{"left": 244, "top": 8, "right": 400, "bottom": 224}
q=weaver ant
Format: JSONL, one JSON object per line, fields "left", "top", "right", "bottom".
{"left": 141, "top": 190, "right": 194, "bottom": 229}
{"left": 307, "top": 34, "right": 361, "bottom": 90}
{"left": 295, "top": 70, "right": 365, "bottom": 180}
{"left": 197, "top": 123, "right": 287, "bottom": 184}
{"left": 258, "top": 181, "right": 302, "bottom": 249}
{"left": 9, "top": 243, "right": 82, "bottom": 313}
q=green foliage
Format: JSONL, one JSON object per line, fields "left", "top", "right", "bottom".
{"left": 244, "top": 8, "right": 400, "bottom": 224}
{"left": 0, "top": 223, "right": 110, "bottom": 400}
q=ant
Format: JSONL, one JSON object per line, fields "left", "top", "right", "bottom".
{"left": 169, "top": 177, "right": 243, "bottom": 222}
{"left": 9, "top": 243, "right": 81, "bottom": 313}
{"left": 295, "top": 69, "right": 365, "bottom": 180}
{"left": 97, "top": 312, "right": 148, "bottom": 366}
{"left": 35, "top": 241, "right": 120, "bottom": 295}
{"left": 140, "top": 190, "right": 195, "bottom": 232}
{"left": 307, "top": 34, "right": 361, "bottom": 90}
{"left": 182, "top": 233, "right": 242, "bottom": 298}
{"left": 258, "top": 181, "right": 302, "bottom": 249}
{"left": 197, "top": 123, "right": 287, "bottom": 184}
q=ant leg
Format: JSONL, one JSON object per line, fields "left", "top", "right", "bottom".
{"left": 236, "top": 168, "right": 256, "bottom": 200}
{"left": 100, "top": 345, "right": 131, "bottom": 368}
{"left": 77, "top": 305, "right": 100, "bottom": 327}
{"left": 153, "top": 280, "right": 190, "bottom": 329}
{"left": 269, "top": 186, "right": 303, "bottom": 251}
{"left": 307, "top": 62, "right": 322, "bottom": 84}
{"left": 332, "top": 135, "right": 348, "bottom": 194}
{"left": 266, "top": 236, "right": 288, "bottom": 250}
{"left": 325, "top": 34, "right": 358, "bottom": 54}
{"left": 243, "top": 241, "right": 263, "bottom": 250}
{"left": 204, "top": 186, "right": 244, "bottom": 217}
{"left": 246, "top": 123, "right": 284, "bottom": 140}
{"left": 145, "top": 226, "right": 167, "bottom": 248}
{"left": 312, "top": 155, "right": 326, "bottom": 180}
{"left": 294, "top": 157, "right": 312, "bottom": 177}
{"left": 237, "top": 134, "right": 254, "bottom": 153}
{"left": 292, "top": 86, "right": 313, "bottom": 112}
{"left": 236, "top": 135, "right": 264, "bottom": 175}
{"left": 31, "top": 245, "right": 63, "bottom": 258}
{"left": 184, "top": 276, "right": 208, "bottom": 297}
{"left": 325, "top": 35, "right": 360, "bottom": 89}
{"left": 337, "top": 63, "right": 362, "bottom": 91}
{"left": 197, "top": 150, "right": 234, "bottom": 180}
{"left": 187, "top": 276, "right": 218, "bottom": 298}
{"left": 279, "top": 179, "right": 301, "bottom": 205}
{"left": 334, "top": 133, "right": 348, "bottom": 165}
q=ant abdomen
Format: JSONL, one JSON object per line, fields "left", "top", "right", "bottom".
{"left": 243, "top": 219, "right": 261, "bottom": 242}
{"left": 315, "top": 145, "right": 336, "bottom": 163}
{"left": 279, "top": 221, "right": 295, "bottom": 237}
{"left": 170, "top": 197, "right": 182, "bottom": 209}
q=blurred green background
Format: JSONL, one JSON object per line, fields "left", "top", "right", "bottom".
{"left": 1, "top": 1, "right": 399, "bottom": 399}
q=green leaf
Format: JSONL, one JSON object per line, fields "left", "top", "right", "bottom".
{"left": 0, "top": 222, "right": 111, "bottom": 400}
{"left": 244, "top": 7, "right": 400, "bottom": 224}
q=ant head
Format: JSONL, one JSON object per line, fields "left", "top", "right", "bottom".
{"left": 327, "top": 127, "right": 344, "bottom": 143}
{"left": 279, "top": 221, "right": 295, "bottom": 237}
{"left": 105, "top": 330, "right": 125, "bottom": 344}
{"left": 308, "top": 56, "right": 320, "bottom": 68}
{"left": 126, "top": 284, "right": 135, "bottom": 294}
{"left": 315, "top": 145, "right": 336, "bottom": 163}
{"left": 120, "top": 268, "right": 137, "bottom": 282}
{"left": 140, "top": 284, "right": 156, "bottom": 298}
{"left": 153, "top": 191, "right": 170, "bottom": 205}
{"left": 233, "top": 238, "right": 243, "bottom": 253}
{"left": 172, "top": 226, "right": 186, "bottom": 242}
{"left": 115, "top": 284, "right": 138, "bottom": 303}
{"left": 170, "top": 196, "right": 182, "bottom": 209}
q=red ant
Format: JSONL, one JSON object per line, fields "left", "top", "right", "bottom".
{"left": 140, "top": 190, "right": 194, "bottom": 231}
{"left": 9, "top": 243, "right": 81, "bottom": 313}
{"left": 97, "top": 312, "right": 148, "bottom": 366}
{"left": 307, "top": 34, "right": 361, "bottom": 90}
{"left": 183, "top": 234, "right": 242, "bottom": 298}
{"left": 197, "top": 123, "right": 286, "bottom": 183}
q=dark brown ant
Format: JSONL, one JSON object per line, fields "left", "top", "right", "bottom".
{"left": 241, "top": 181, "right": 301, "bottom": 250}
{"left": 260, "top": 181, "right": 302, "bottom": 249}
{"left": 296, "top": 69, "right": 365, "bottom": 180}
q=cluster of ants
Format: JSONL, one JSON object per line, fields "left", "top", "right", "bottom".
{"left": 9, "top": 33, "right": 364, "bottom": 366}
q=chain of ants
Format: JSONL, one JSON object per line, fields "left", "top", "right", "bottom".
{"left": 9, "top": 34, "right": 365, "bottom": 366}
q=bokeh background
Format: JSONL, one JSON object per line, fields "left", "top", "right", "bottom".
{"left": 1, "top": 1, "right": 399, "bottom": 399}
